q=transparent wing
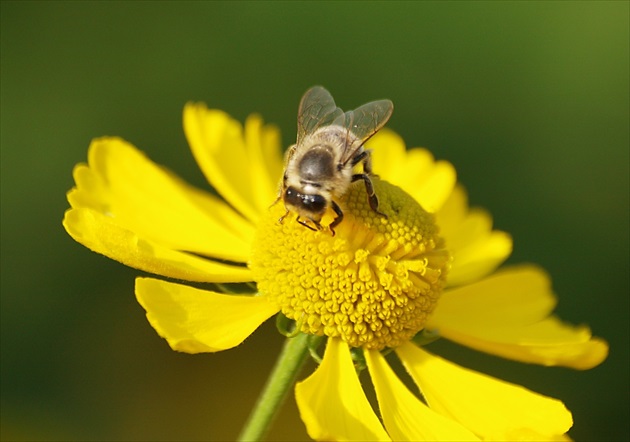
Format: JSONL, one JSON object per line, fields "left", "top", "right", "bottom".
{"left": 297, "top": 86, "right": 344, "bottom": 145}
{"left": 335, "top": 99, "right": 394, "bottom": 166}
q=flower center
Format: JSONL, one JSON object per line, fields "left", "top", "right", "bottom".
{"left": 250, "top": 179, "right": 450, "bottom": 350}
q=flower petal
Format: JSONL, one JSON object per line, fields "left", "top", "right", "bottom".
{"left": 430, "top": 265, "right": 556, "bottom": 327}
{"left": 184, "top": 103, "right": 281, "bottom": 223}
{"left": 244, "top": 114, "right": 285, "bottom": 203}
{"left": 63, "top": 208, "right": 252, "bottom": 282}
{"left": 135, "top": 278, "right": 278, "bottom": 353}
{"left": 397, "top": 343, "right": 573, "bottom": 440}
{"left": 295, "top": 339, "right": 390, "bottom": 441}
{"left": 369, "top": 130, "right": 456, "bottom": 213}
{"left": 427, "top": 265, "right": 609, "bottom": 369}
{"left": 436, "top": 185, "right": 512, "bottom": 286}
{"left": 435, "top": 317, "right": 609, "bottom": 370}
{"left": 368, "top": 129, "right": 407, "bottom": 180}
{"left": 364, "top": 350, "right": 479, "bottom": 441}
{"left": 67, "top": 137, "right": 254, "bottom": 262}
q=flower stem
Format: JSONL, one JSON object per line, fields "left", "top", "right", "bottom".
{"left": 237, "top": 332, "right": 320, "bottom": 441}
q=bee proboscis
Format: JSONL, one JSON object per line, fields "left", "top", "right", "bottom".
{"left": 276, "top": 86, "right": 394, "bottom": 235}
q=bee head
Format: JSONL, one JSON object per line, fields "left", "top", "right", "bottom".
{"left": 284, "top": 186, "right": 327, "bottom": 218}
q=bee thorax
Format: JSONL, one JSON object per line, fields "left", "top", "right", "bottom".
{"left": 297, "top": 146, "right": 335, "bottom": 182}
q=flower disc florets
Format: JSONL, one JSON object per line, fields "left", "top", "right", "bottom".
{"left": 250, "top": 179, "right": 450, "bottom": 350}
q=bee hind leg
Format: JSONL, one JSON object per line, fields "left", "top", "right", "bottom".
{"left": 352, "top": 173, "right": 387, "bottom": 218}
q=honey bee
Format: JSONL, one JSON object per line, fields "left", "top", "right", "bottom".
{"left": 277, "top": 86, "right": 394, "bottom": 235}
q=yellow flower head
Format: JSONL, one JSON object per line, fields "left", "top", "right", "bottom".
{"left": 63, "top": 91, "right": 608, "bottom": 441}
{"left": 252, "top": 179, "right": 449, "bottom": 350}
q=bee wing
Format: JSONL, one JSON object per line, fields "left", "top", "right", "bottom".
{"left": 336, "top": 99, "right": 394, "bottom": 166}
{"left": 297, "top": 86, "right": 344, "bottom": 145}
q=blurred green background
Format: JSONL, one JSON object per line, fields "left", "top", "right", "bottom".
{"left": 1, "top": 1, "right": 628, "bottom": 440}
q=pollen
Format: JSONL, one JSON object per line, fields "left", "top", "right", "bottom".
{"left": 250, "top": 179, "right": 450, "bottom": 350}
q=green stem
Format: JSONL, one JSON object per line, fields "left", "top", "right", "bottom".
{"left": 237, "top": 332, "right": 316, "bottom": 441}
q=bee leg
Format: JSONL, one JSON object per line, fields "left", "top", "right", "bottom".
{"left": 350, "top": 150, "right": 368, "bottom": 167}
{"left": 297, "top": 217, "right": 319, "bottom": 232}
{"left": 352, "top": 149, "right": 380, "bottom": 178}
{"left": 271, "top": 173, "right": 289, "bottom": 208}
{"left": 271, "top": 194, "right": 282, "bottom": 208}
{"left": 278, "top": 208, "right": 290, "bottom": 224}
{"left": 328, "top": 201, "right": 344, "bottom": 236}
{"left": 352, "top": 173, "right": 387, "bottom": 218}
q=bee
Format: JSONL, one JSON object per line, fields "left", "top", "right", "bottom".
{"left": 277, "top": 86, "right": 394, "bottom": 235}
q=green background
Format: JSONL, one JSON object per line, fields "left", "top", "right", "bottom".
{"left": 2, "top": 1, "right": 628, "bottom": 440}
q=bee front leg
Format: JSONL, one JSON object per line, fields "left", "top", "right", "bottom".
{"left": 352, "top": 173, "right": 387, "bottom": 218}
{"left": 271, "top": 194, "right": 282, "bottom": 208}
{"left": 297, "top": 217, "right": 320, "bottom": 232}
{"left": 278, "top": 208, "right": 290, "bottom": 224}
{"left": 272, "top": 172, "right": 289, "bottom": 208}
{"left": 328, "top": 201, "right": 344, "bottom": 236}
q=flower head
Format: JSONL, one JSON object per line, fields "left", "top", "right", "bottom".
{"left": 63, "top": 98, "right": 608, "bottom": 440}
{"left": 252, "top": 178, "right": 449, "bottom": 350}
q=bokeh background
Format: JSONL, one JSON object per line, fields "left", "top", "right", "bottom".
{"left": 2, "top": 1, "right": 628, "bottom": 441}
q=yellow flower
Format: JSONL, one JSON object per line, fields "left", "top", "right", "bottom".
{"left": 63, "top": 102, "right": 608, "bottom": 441}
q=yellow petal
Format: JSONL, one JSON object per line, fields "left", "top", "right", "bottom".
{"left": 429, "top": 265, "right": 556, "bottom": 328}
{"left": 63, "top": 208, "right": 252, "bottom": 282}
{"left": 435, "top": 317, "right": 609, "bottom": 370}
{"left": 397, "top": 343, "right": 573, "bottom": 440}
{"left": 369, "top": 130, "right": 456, "bottom": 213}
{"left": 433, "top": 184, "right": 468, "bottom": 235}
{"left": 258, "top": 116, "right": 285, "bottom": 184}
{"left": 435, "top": 186, "right": 512, "bottom": 286}
{"left": 364, "top": 350, "right": 479, "bottom": 441}
{"left": 407, "top": 157, "right": 457, "bottom": 214}
{"left": 295, "top": 339, "right": 390, "bottom": 441}
{"left": 67, "top": 137, "right": 254, "bottom": 262}
{"left": 135, "top": 278, "right": 278, "bottom": 353}
{"left": 447, "top": 229, "right": 513, "bottom": 287}
{"left": 368, "top": 129, "right": 408, "bottom": 180}
{"left": 184, "top": 103, "right": 281, "bottom": 223}
{"left": 244, "top": 114, "right": 285, "bottom": 206}
{"left": 427, "top": 266, "right": 608, "bottom": 369}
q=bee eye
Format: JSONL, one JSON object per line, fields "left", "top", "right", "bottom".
{"left": 301, "top": 193, "right": 326, "bottom": 213}
{"left": 284, "top": 187, "right": 326, "bottom": 214}
{"left": 284, "top": 187, "right": 299, "bottom": 202}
